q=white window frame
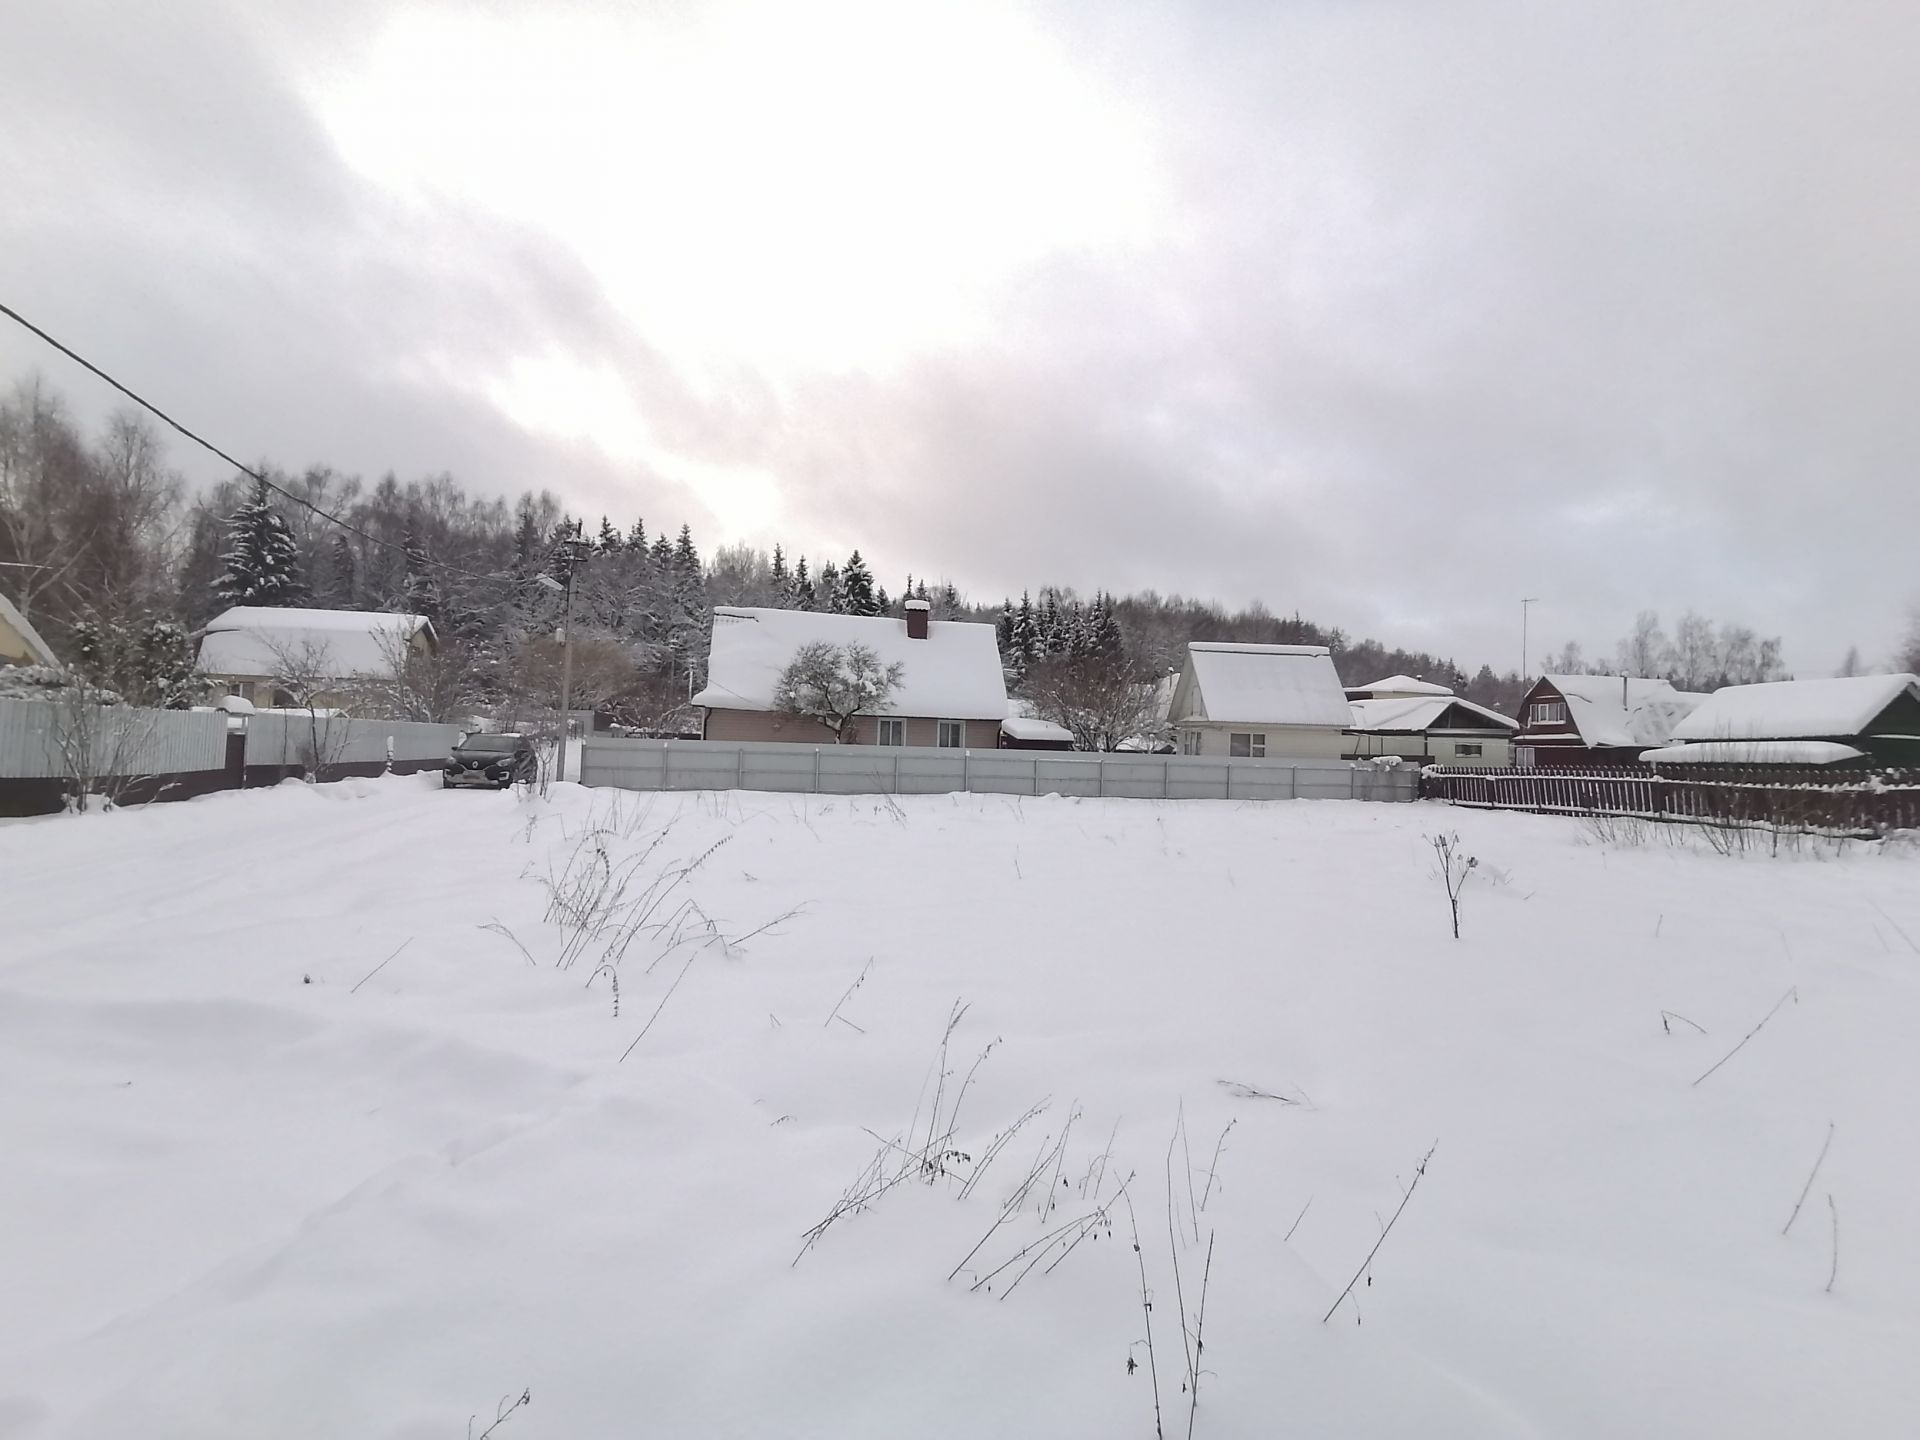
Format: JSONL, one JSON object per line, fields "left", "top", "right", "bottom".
{"left": 1528, "top": 701, "right": 1567, "bottom": 727}
{"left": 1515, "top": 745, "right": 1536, "bottom": 768}
{"left": 937, "top": 719, "right": 965, "bottom": 749}
{"left": 1180, "top": 729, "right": 1202, "bottom": 756}
{"left": 876, "top": 718, "right": 905, "bottom": 747}
{"left": 1228, "top": 732, "right": 1266, "bottom": 759}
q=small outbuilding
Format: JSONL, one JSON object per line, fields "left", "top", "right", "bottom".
{"left": 1346, "top": 693, "right": 1518, "bottom": 766}
{"left": 1167, "top": 642, "right": 1353, "bottom": 759}
{"left": 1653, "top": 674, "right": 1920, "bottom": 767}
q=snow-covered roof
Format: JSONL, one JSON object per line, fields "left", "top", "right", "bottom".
{"left": 1670, "top": 674, "right": 1920, "bottom": 742}
{"left": 693, "top": 606, "right": 1007, "bottom": 720}
{"left": 1347, "top": 696, "right": 1518, "bottom": 733}
{"left": 1177, "top": 643, "right": 1352, "bottom": 728}
{"left": 1642, "top": 741, "right": 1868, "bottom": 766}
{"left": 0, "top": 591, "right": 58, "bottom": 668}
{"left": 1539, "top": 675, "right": 1707, "bottom": 749}
{"left": 1002, "top": 714, "right": 1075, "bottom": 743}
{"left": 1352, "top": 674, "right": 1452, "bottom": 698}
{"left": 197, "top": 607, "right": 431, "bottom": 678}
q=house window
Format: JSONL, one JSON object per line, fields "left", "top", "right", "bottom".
{"left": 1180, "top": 729, "right": 1202, "bottom": 755}
{"left": 1454, "top": 742, "right": 1483, "bottom": 759}
{"left": 876, "top": 718, "right": 905, "bottom": 747}
{"left": 1528, "top": 701, "right": 1567, "bottom": 727}
{"left": 1515, "top": 745, "right": 1536, "bottom": 768}
{"left": 1228, "top": 732, "right": 1266, "bottom": 759}
{"left": 937, "top": 719, "right": 965, "bottom": 748}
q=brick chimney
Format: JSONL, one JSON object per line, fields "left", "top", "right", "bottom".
{"left": 905, "top": 598, "right": 931, "bottom": 640}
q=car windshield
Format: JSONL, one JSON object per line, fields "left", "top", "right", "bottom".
{"left": 456, "top": 736, "right": 522, "bottom": 754}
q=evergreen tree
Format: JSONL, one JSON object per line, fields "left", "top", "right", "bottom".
{"left": 770, "top": 544, "right": 789, "bottom": 589}
{"left": 213, "top": 477, "right": 306, "bottom": 608}
{"left": 1038, "top": 591, "right": 1064, "bottom": 657}
{"left": 401, "top": 531, "right": 441, "bottom": 622}
{"left": 626, "top": 517, "right": 647, "bottom": 553}
{"left": 840, "top": 550, "right": 878, "bottom": 616}
{"left": 315, "top": 533, "right": 358, "bottom": 609}
{"left": 597, "top": 516, "right": 620, "bottom": 553}
{"left": 1012, "top": 591, "right": 1038, "bottom": 668}
{"left": 792, "top": 556, "right": 816, "bottom": 609}
{"left": 875, "top": 585, "right": 891, "bottom": 613}
{"left": 649, "top": 533, "right": 674, "bottom": 572}
{"left": 996, "top": 599, "right": 1015, "bottom": 655}
{"left": 818, "top": 560, "right": 843, "bottom": 613}
{"left": 672, "top": 523, "right": 701, "bottom": 580}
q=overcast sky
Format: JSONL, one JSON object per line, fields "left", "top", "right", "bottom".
{"left": 4, "top": 0, "right": 1917, "bottom": 674}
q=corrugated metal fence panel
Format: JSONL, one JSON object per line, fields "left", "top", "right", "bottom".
{"left": 244, "top": 713, "right": 461, "bottom": 768}
{"left": 578, "top": 738, "right": 1418, "bottom": 803}
{"left": 0, "top": 698, "right": 226, "bottom": 779}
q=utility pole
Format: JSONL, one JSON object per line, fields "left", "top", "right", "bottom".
{"left": 539, "top": 536, "right": 591, "bottom": 783}
{"left": 1520, "top": 597, "right": 1539, "bottom": 679}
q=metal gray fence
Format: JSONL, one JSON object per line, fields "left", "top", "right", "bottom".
{"left": 244, "top": 712, "right": 464, "bottom": 769}
{"left": 579, "top": 738, "right": 1418, "bottom": 803}
{"left": 0, "top": 697, "right": 227, "bottom": 779}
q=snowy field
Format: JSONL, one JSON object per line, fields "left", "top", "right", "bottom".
{"left": 3, "top": 778, "right": 1918, "bottom": 1439}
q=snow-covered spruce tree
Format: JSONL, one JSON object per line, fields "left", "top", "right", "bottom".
{"left": 791, "top": 556, "right": 816, "bottom": 609}
{"left": 316, "top": 532, "right": 358, "bottom": 609}
{"left": 596, "top": 516, "right": 620, "bottom": 553}
{"left": 770, "top": 543, "right": 789, "bottom": 590}
{"left": 213, "top": 478, "right": 306, "bottom": 608}
{"left": 772, "top": 640, "right": 903, "bottom": 743}
{"left": 839, "top": 551, "right": 879, "bottom": 616}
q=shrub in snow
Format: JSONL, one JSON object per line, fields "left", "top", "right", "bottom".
{"left": 1429, "top": 832, "right": 1477, "bottom": 939}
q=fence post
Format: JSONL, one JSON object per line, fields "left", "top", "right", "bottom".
{"left": 1162, "top": 756, "right": 1171, "bottom": 800}
{"left": 812, "top": 746, "right": 821, "bottom": 794}
{"left": 893, "top": 751, "right": 901, "bottom": 795}
{"left": 1096, "top": 754, "right": 1105, "bottom": 799}
{"left": 962, "top": 748, "right": 969, "bottom": 795}
{"left": 735, "top": 745, "right": 744, "bottom": 791}
{"left": 662, "top": 741, "right": 672, "bottom": 791}
{"left": 1032, "top": 757, "right": 1040, "bottom": 796}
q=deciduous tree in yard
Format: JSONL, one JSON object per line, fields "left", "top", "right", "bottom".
{"left": 1023, "top": 653, "right": 1163, "bottom": 751}
{"left": 772, "top": 641, "right": 903, "bottom": 743}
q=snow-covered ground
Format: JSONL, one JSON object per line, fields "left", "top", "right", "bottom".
{"left": 3, "top": 779, "right": 1917, "bottom": 1438}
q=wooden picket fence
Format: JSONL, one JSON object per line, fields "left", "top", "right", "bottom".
{"left": 1420, "top": 763, "right": 1920, "bottom": 837}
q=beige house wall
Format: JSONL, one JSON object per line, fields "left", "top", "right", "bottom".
{"left": 1345, "top": 732, "right": 1512, "bottom": 766}
{"left": 704, "top": 708, "right": 1001, "bottom": 749}
{"left": 1, "top": 614, "right": 45, "bottom": 667}
{"left": 1174, "top": 722, "right": 1348, "bottom": 760}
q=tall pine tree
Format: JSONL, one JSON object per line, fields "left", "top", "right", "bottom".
{"left": 792, "top": 557, "right": 815, "bottom": 609}
{"left": 213, "top": 478, "right": 306, "bottom": 608}
{"left": 401, "top": 531, "right": 441, "bottom": 623}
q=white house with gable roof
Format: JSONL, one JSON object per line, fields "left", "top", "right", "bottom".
{"left": 693, "top": 602, "right": 1007, "bottom": 747}
{"left": 1167, "top": 642, "right": 1353, "bottom": 759}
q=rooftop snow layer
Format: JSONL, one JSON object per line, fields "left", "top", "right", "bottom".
{"left": 693, "top": 606, "right": 1007, "bottom": 719}
{"left": 1347, "top": 696, "right": 1519, "bottom": 732}
{"left": 1183, "top": 642, "right": 1351, "bottom": 727}
{"left": 1542, "top": 674, "right": 1706, "bottom": 749}
{"left": 1671, "top": 674, "right": 1920, "bottom": 742}
{"left": 197, "top": 607, "right": 430, "bottom": 678}
{"left": 1642, "top": 740, "right": 1868, "bottom": 765}
{"left": 1353, "top": 674, "right": 1452, "bottom": 697}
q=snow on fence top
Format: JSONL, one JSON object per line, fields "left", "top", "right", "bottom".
{"left": 1542, "top": 674, "right": 1707, "bottom": 748}
{"left": 1180, "top": 642, "right": 1352, "bottom": 727}
{"left": 1671, "top": 673, "right": 1920, "bottom": 741}
{"left": 198, "top": 607, "right": 431, "bottom": 678}
{"left": 693, "top": 606, "right": 1008, "bottom": 719}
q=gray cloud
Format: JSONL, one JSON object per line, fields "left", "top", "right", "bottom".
{"left": 5, "top": 0, "right": 1918, "bottom": 672}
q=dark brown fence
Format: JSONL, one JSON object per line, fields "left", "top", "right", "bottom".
{"left": 1420, "top": 764, "right": 1920, "bottom": 836}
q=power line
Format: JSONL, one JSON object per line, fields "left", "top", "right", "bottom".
{"left": 0, "top": 298, "right": 506, "bottom": 585}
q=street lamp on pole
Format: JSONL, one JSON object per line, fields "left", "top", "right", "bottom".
{"left": 1520, "top": 597, "right": 1539, "bottom": 679}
